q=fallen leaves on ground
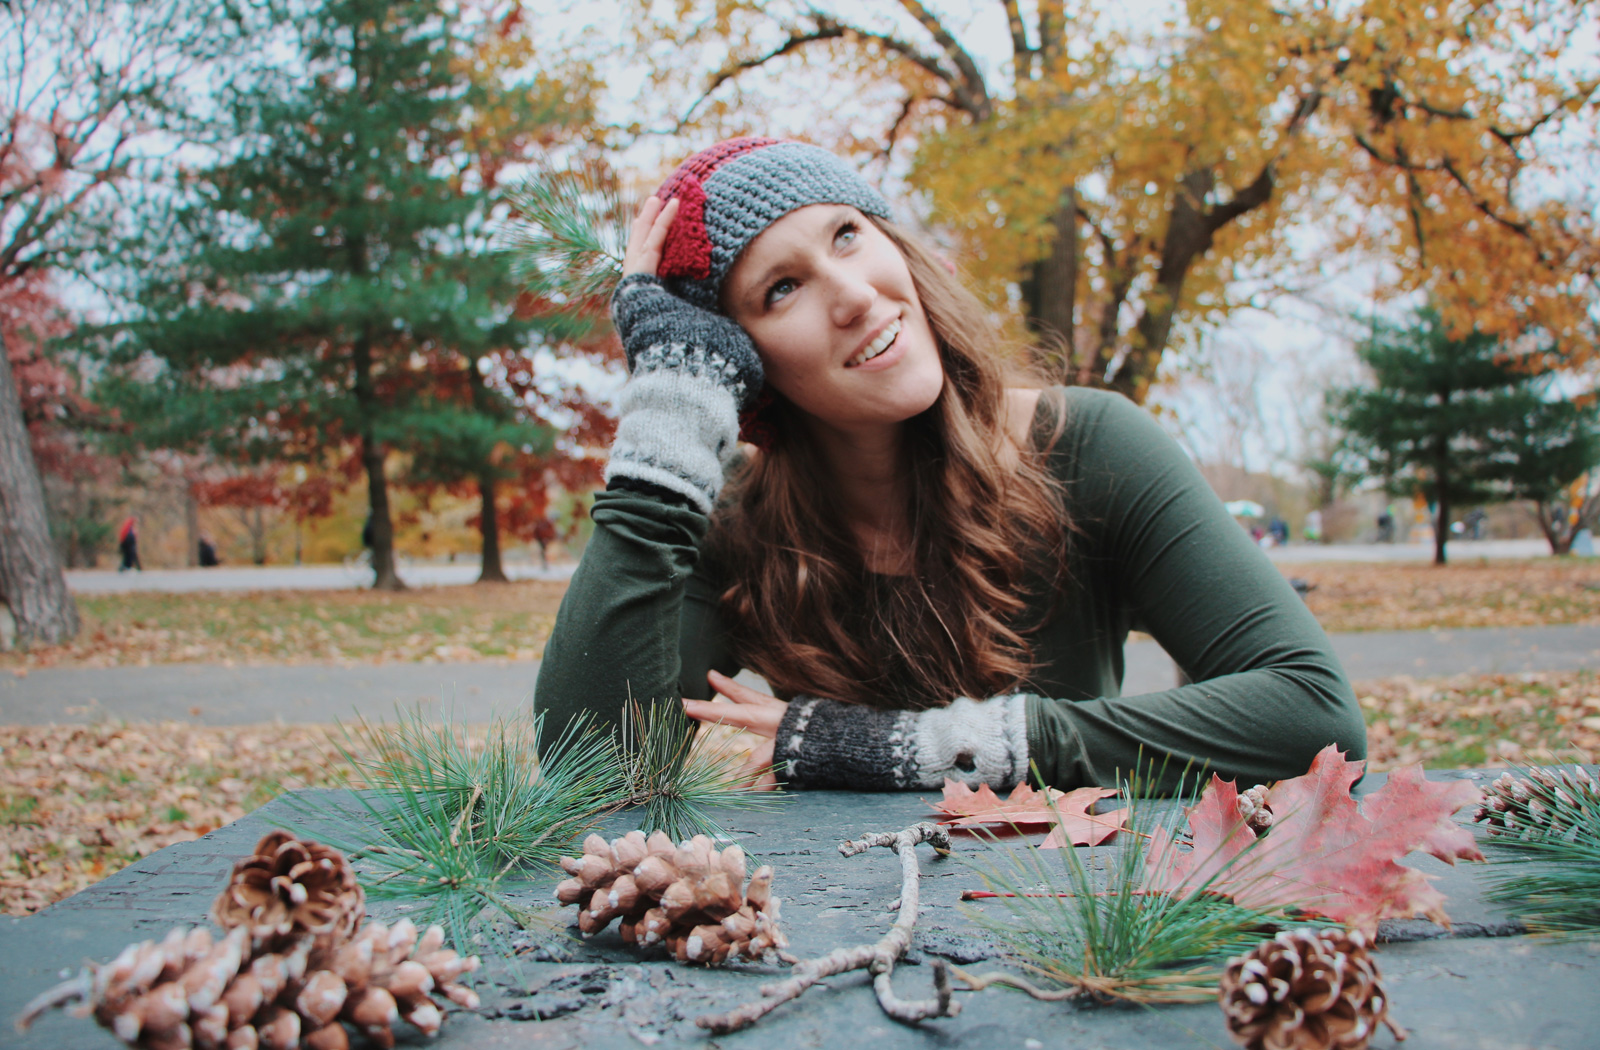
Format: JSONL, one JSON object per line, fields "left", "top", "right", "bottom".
{"left": 928, "top": 780, "right": 1126, "bottom": 846}
{"left": 1357, "top": 669, "right": 1600, "bottom": 769}
{"left": 1144, "top": 746, "right": 1485, "bottom": 934}
{"left": 0, "top": 581, "right": 568, "bottom": 672}
{"left": 0, "top": 723, "right": 375, "bottom": 916}
{"left": 1291, "top": 558, "right": 1600, "bottom": 633}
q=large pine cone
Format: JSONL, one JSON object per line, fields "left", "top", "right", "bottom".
{"left": 1219, "top": 928, "right": 1405, "bottom": 1050}
{"left": 555, "top": 830, "right": 787, "bottom": 964}
{"left": 214, "top": 832, "right": 365, "bottom": 954}
{"left": 1473, "top": 766, "right": 1596, "bottom": 839}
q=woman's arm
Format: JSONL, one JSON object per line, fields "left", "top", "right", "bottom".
{"left": 532, "top": 197, "right": 756, "bottom": 751}
{"left": 1024, "top": 388, "right": 1366, "bottom": 791}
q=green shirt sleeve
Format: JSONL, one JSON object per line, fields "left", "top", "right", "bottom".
{"left": 1024, "top": 388, "right": 1367, "bottom": 791}
{"left": 532, "top": 488, "right": 737, "bottom": 751}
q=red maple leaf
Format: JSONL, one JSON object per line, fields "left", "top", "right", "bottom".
{"left": 1143, "top": 745, "right": 1485, "bottom": 934}
{"left": 929, "top": 780, "right": 1126, "bottom": 847}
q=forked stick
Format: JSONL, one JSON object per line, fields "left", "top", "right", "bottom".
{"left": 696, "top": 821, "right": 960, "bottom": 1034}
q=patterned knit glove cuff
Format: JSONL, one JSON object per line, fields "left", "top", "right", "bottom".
{"left": 774, "top": 695, "right": 1031, "bottom": 791}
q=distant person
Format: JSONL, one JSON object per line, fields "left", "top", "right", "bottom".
{"left": 1376, "top": 509, "right": 1395, "bottom": 543}
{"left": 1303, "top": 509, "right": 1323, "bottom": 544}
{"left": 1463, "top": 507, "right": 1486, "bottom": 540}
{"left": 117, "top": 516, "right": 142, "bottom": 572}
{"left": 198, "top": 536, "right": 220, "bottom": 567}
{"left": 1268, "top": 517, "right": 1289, "bottom": 547}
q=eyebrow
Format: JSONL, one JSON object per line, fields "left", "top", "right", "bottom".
{"left": 735, "top": 205, "right": 856, "bottom": 308}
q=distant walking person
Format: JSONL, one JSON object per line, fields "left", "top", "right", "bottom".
{"left": 117, "top": 516, "right": 142, "bottom": 572}
{"left": 198, "top": 535, "right": 221, "bottom": 567}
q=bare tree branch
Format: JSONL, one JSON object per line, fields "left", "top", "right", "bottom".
{"left": 895, "top": 0, "right": 992, "bottom": 119}
{"left": 999, "top": 0, "right": 1032, "bottom": 70}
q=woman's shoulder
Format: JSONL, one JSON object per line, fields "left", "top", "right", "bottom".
{"left": 1019, "top": 385, "right": 1152, "bottom": 449}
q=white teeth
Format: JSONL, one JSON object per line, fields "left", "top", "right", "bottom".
{"left": 848, "top": 319, "right": 901, "bottom": 367}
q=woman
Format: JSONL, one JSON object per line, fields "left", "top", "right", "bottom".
{"left": 533, "top": 137, "right": 1365, "bottom": 792}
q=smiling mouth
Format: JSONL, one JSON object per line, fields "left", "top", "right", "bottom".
{"left": 847, "top": 318, "right": 901, "bottom": 368}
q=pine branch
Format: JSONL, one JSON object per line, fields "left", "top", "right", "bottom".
{"left": 1479, "top": 766, "right": 1600, "bottom": 934}
{"left": 696, "top": 822, "right": 959, "bottom": 1034}
{"left": 615, "top": 698, "right": 780, "bottom": 843}
{"left": 955, "top": 769, "right": 1310, "bottom": 1005}
{"left": 500, "top": 157, "right": 631, "bottom": 322}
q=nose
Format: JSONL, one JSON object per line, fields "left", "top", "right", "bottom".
{"left": 822, "top": 260, "right": 874, "bottom": 330}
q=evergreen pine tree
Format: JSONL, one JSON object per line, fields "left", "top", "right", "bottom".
{"left": 100, "top": 0, "right": 592, "bottom": 588}
{"left": 1333, "top": 309, "right": 1600, "bottom": 563}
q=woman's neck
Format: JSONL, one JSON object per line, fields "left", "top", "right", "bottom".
{"left": 801, "top": 418, "right": 916, "bottom": 573}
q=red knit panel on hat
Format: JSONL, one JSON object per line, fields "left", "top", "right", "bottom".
{"left": 658, "top": 136, "right": 781, "bottom": 200}
{"left": 658, "top": 174, "right": 711, "bottom": 280}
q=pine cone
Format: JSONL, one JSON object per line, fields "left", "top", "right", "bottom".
{"left": 1473, "top": 767, "right": 1596, "bottom": 839}
{"left": 555, "top": 830, "right": 787, "bottom": 964}
{"left": 1220, "top": 928, "right": 1406, "bottom": 1050}
{"left": 1237, "top": 785, "right": 1275, "bottom": 833}
{"left": 19, "top": 832, "right": 479, "bottom": 1050}
{"left": 213, "top": 832, "right": 365, "bottom": 954}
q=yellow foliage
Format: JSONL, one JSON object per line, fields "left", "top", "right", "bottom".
{"left": 616, "top": 0, "right": 1599, "bottom": 401}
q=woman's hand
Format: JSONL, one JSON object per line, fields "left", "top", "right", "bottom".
{"left": 622, "top": 195, "right": 680, "bottom": 278}
{"left": 682, "top": 669, "right": 785, "bottom": 791}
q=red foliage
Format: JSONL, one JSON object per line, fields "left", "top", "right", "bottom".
{"left": 928, "top": 780, "right": 1126, "bottom": 847}
{"left": 1143, "top": 745, "right": 1485, "bottom": 934}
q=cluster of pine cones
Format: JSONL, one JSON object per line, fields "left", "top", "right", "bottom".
{"left": 19, "top": 831, "right": 478, "bottom": 1050}
{"left": 557, "top": 830, "right": 787, "bottom": 965}
{"left": 1219, "top": 927, "right": 1401, "bottom": 1050}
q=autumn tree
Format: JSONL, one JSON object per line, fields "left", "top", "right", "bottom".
{"left": 618, "top": 0, "right": 1598, "bottom": 401}
{"left": 98, "top": 0, "right": 599, "bottom": 590}
{"left": 1331, "top": 310, "right": 1600, "bottom": 564}
{"left": 0, "top": 0, "right": 232, "bottom": 642}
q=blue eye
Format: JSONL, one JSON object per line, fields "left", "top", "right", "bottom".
{"left": 765, "top": 277, "right": 797, "bottom": 306}
{"left": 836, "top": 221, "right": 859, "bottom": 246}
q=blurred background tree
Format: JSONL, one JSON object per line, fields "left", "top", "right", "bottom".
{"left": 94, "top": 0, "right": 608, "bottom": 588}
{"left": 1330, "top": 309, "right": 1600, "bottom": 564}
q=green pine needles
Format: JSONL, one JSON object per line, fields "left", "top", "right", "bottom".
{"left": 957, "top": 771, "right": 1308, "bottom": 1005}
{"left": 1480, "top": 766, "right": 1600, "bottom": 935}
{"left": 615, "top": 698, "right": 780, "bottom": 844}
{"left": 501, "top": 158, "right": 632, "bottom": 321}
{"left": 299, "top": 701, "right": 777, "bottom": 953}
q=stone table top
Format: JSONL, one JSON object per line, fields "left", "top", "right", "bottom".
{"left": 4, "top": 772, "right": 1598, "bottom": 1050}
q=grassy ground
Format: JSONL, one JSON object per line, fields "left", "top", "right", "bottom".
{"left": 5, "top": 558, "right": 1600, "bottom": 673}
{"left": 0, "top": 580, "right": 569, "bottom": 671}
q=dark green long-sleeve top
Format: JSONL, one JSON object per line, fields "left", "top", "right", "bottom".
{"left": 534, "top": 387, "right": 1367, "bottom": 789}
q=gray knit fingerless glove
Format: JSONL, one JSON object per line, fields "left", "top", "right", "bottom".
{"left": 773, "top": 694, "right": 1031, "bottom": 790}
{"left": 605, "top": 274, "right": 765, "bottom": 513}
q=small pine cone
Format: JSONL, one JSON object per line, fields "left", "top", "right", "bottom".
{"left": 213, "top": 832, "right": 365, "bottom": 954}
{"left": 1237, "top": 785, "right": 1275, "bottom": 833}
{"left": 1220, "top": 928, "right": 1405, "bottom": 1050}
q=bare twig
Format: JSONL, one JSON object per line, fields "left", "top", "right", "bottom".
{"left": 695, "top": 821, "right": 959, "bottom": 1034}
{"left": 947, "top": 966, "right": 1084, "bottom": 1002}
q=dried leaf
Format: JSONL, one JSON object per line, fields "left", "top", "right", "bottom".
{"left": 928, "top": 780, "right": 1127, "bottom": 846}
{"left": 1144, "top": 745, "right": 1485, "bottom": 934}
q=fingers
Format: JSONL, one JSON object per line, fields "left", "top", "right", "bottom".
{"left": 706, "top": 669, "right": 772, "bottom": 705}
{"left": 622, "top": 195, "right": 680, "bottom": 278}
{"left": 682, "top": 697, "right": 773, "bottom": 733}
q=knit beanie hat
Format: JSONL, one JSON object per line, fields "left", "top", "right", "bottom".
{"left": 654, "top": 137, "right": 893, "bottom": 312}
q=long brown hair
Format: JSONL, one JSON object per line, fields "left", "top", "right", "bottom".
{"left": 703, "top": 218, "right": 1071, "bottom": 710}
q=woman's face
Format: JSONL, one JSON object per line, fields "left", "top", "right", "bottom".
{"left": 723, "top": 205, "right": 944, "bottom": 434}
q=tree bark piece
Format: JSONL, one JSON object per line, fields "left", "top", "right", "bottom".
{"left": 0, "top": 330, "right": 79, "bottom": 647}
{"left": 695, "top": 821, "right": 959, "bottom": 1035}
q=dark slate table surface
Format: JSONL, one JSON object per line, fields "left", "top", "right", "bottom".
{"left": 5, "top": 772, "right": 1598, "bottom": 1050}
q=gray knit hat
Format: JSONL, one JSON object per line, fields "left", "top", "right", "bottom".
{"left": 654, "top": 137, "right": 892, "bottom": 311}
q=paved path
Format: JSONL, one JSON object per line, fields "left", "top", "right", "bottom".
{"left": 60, "top": 538, "right": 1554, "bottom": 594}
{"left": 4, "top": 623, "right": 1596, "bottom": 726}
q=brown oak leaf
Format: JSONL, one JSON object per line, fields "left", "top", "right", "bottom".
{"left": 1143, "top": 745, "right": 1485, "bottom": 934}
{"left": 929, "top": 780, "right": 1127, "bottom": 847}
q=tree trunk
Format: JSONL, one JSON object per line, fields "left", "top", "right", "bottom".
{"left": 1019, "top": 192, "right": 1078, "bottom": 366}
{"left": 1432, "top": 440, "right": 1450, "bottom": 566}
{"left": 184, "top": 486, "right": 199, "bottom": 567}
{"left": 477, "top": 473, "right": 507, "bottom": 583}
{"left": 1536, "top": 500, "right": 1575, "bottom": 555}
{"left": 0, "top": 331, "right": 80, "bottom": 646}
{"left": 353, "top": 330, "right": 404, "bottom": 591}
